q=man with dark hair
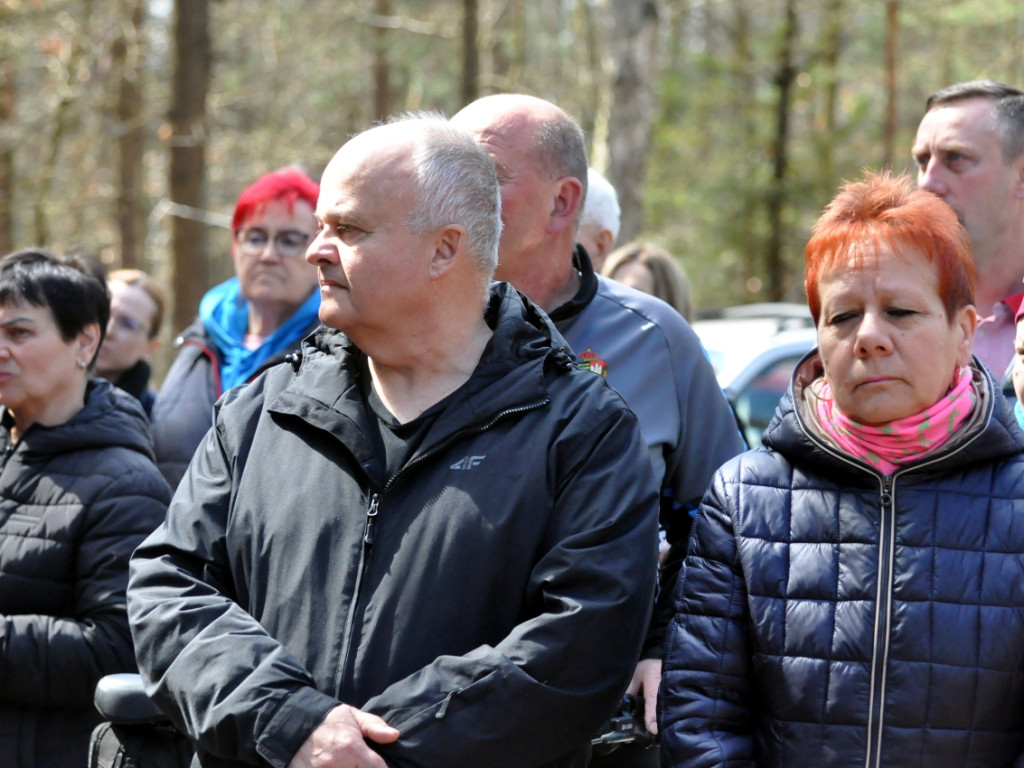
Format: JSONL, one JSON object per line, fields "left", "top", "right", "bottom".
{"left": 452, "top": 95, "right": 745, "bottom": 752}
{"left": 128, "top": 115, "right": 660, "bottom": 768}
{"left": 913, "top": 79, "right": 1024, "bottom": 376}
{"left": 151, "top": 167, "right": 322, "bottom": 488}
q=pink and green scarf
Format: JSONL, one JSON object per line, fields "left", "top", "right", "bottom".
{"left": 813, "top": 365, "right": 976, "bottom": 474}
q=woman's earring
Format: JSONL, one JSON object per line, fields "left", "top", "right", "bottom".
{"left": 76, "top": 359, "right": 87, "bottom": 369}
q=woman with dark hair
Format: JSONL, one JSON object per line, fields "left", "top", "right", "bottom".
{"left": 0, "top": 248, "right": 171, "bottom": 768}
{"left": 659, "top": 172, "right": 1024, "bottom": 767}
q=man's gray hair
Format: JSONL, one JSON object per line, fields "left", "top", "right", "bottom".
{"left": 581, "top": 168, "right": 621, "bottom": 242}
{"left": 926, "top": 79, "right": 1024, "bottom": 161}
{"left": 388, "top": 112, "right": 502, "bottom": 277}
{"left": 531, "top": 109, "right": 589, "bottom": 227}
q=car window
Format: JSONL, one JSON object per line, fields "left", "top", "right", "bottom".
{"left": 733, "top": 354, "right": 804, "bottom": 448}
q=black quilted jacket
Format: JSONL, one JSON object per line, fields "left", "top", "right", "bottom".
{"left": 659, "top": 352, "right": 1024, "bottom": 768}
{"left": 0, "top": 379, "right": 171, "bottom": 768}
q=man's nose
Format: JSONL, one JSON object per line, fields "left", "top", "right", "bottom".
{"left": 918, "top": 158, "right": 947, "bottom": 197}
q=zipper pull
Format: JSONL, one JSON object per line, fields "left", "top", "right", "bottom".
{"left": 364, "top": 494, "right": 380, "bottom": 545}
{"left": 880, "top": 476, "right": 893, "bottom": 508}
{"left": 436, "top": 689, "right": 458, "bottom": 719}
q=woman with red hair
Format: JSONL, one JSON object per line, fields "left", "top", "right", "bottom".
{"left": 660, "top": 171, "right": 1024, "bottom": 767}
{"left": 151, "top": 168, "right": 321, "bottom": 488}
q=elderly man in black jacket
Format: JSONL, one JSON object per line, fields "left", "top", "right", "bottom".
{"left": 127, "top": 114, "right": 660, "bottom": 768}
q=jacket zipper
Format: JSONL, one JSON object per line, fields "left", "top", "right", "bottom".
{"left": 333, "top": 398, "right": 549, "bottom": 698}
{"left": 864, "top": 475, "right": 895, "bottom": 768}
{"left": 793, "top": 380, "right": 994, "bottom": 768}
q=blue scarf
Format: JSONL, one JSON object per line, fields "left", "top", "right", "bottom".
{"left": 1015, "top": 399, "right": 1024, "bottom": 431}
{"left": 199, "top": 277, "right": 320, "bottom": 390}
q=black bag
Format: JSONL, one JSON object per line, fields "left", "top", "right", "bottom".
{"left": 88, "top": 674, "right": 194, "bottom": 768}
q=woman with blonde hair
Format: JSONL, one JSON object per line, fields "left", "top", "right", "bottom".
{"left": 602, "top": 241, "right": 693, "bottom": 321}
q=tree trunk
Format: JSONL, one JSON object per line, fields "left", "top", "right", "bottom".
{"left": 0, "top": 41, "right": 14, "bottom": 255}
{"left": 461, "top": 0, "right": 479, "bottom": 106}
{"left": 816, "top": 0, "right": 842, "bottom": 201}
{"left": 373, "top": 0, "right": 390, "bottom": 121}
{"left": 168, "top": 0, "right": 211, "bottom": 333}
{"left": 605, "top": 0, "right": 659, "bottom": 246}
{"left": 765, "top": 0, "right": 798, "bottom": 301}
{"left": 34, "top": 0, "right": 94, "bottom": 247}
{"left": 882, "top": 0, "right": 899, "bottom": 169}
{"left": 114, "top": 0, "right": 146, "bottom": 268}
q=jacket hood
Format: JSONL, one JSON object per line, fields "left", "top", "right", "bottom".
{"left": 267, "top": 282, "right": 578, "bottom": 475}
{"left": 6, "top": 378, "right": 157, "bottom": 462}
{"left": 288, "top": 281, "right": 576, "bottom": 407}
{"left": 762, "top": 350, "right": 1024, "bottom": 479}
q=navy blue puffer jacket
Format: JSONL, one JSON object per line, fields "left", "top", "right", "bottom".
{"left": 659, "top": 353, "right": 1024, "bottom": 768}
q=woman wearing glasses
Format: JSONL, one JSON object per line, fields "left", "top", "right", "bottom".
{"left": 95, "top": 268, "right": 166, "bottom": 417}
{"left": 151, "top": 168, "right": 321, "bottom": 488}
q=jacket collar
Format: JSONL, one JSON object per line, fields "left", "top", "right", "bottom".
{"left": 547, "top": 244, "right": 599, "bottom": 324}
{"left": 764, "top": 350, "right": 1024, "bottom": 478}
{"left": 267, "top": 282, "right": 575, "bottom": 459}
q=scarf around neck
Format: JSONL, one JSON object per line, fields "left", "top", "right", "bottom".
{"left": 199, "top": 277, "right": 320, "bottom": 390}
{"left": 812, "top": 365, "right": 977, "bottom": 474}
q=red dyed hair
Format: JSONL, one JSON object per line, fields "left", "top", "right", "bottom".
{"left": 804, "top": 170, "right": 975, "bottom": 324}
{"left": 231, "top": 168, "right": 319, "bottom": 231}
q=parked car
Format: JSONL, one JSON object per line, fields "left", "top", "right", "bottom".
{"left": 693, "top": 303, "right": 818, "bottom": 448}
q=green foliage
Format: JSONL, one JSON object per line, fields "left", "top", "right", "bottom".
{"left": 3, "top": 0, "right": 1024, "bottom": 318}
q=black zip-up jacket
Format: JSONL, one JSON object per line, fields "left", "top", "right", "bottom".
{"left": 660, "top": 353, "right": 1024, "bottom": 768}
{"left": 129, "top": 284, "right": 660, "bottom": 768}
{"left": 0, "top": 379, "right": 171, "bottom": 768}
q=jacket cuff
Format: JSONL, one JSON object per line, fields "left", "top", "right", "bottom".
{"left": 255, "top": 686, "right": 339, "bottom": 768}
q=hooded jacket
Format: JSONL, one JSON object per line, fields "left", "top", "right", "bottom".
{"left": 659, "top": 352, "right": 1024, "bottom": 768}
{"left": 129, "top": 283, "right": 660, "bottom": 768}
{"left": 0, "top": 379, "right": 171, "bottom": 768}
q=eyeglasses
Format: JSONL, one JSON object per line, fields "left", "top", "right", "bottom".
{"left": 108, "top": 313, "right": 150, "bottom": 336}
{"left": 235, "top": 227, "right": 311, "bottom": 258}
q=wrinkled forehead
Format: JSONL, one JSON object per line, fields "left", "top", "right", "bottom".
{"left": 321, "top": 138, "right": 416, "bottom": 209}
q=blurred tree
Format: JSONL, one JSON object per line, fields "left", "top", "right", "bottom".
{"left": 462, "top": 0, "right": 479, "bottom": 105}
{"left": 112, "top": 0, "right": 146, "bottom": 267}
{"left": 3, "top": 0, "right": 1024, "bottom": 330}
{"left": 0, "top": 16, "right": 13, "bottom": 255}
{"left": 168, "top": 0, "right": 210, "bottom": 333}
{"left": 604, "top": 0, "right": 659, "bottom": 246}
{"left": 765, "top": 0, "right": 798, "bottom": 301}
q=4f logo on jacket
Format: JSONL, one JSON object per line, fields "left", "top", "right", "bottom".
{"left": 451, "top": 455, "right": 486, "bottom": 470}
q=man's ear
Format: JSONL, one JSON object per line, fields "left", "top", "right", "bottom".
{"left": 594, "top": 228, "right": 615, "bottom": 263}
{"left": 1015, "top": 155, "right": 1024, "bottom": 199}
{"left": 546, "top": 176, "right": 583, "bottom": 235}
{"left": 429, "top": 225, "right": 466, "bottom": 279}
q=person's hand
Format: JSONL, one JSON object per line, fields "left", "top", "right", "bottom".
{"left": 626, "top": 657, "right": 661, "bottom": 734}
{"left": 287, "top": 704, "right": 400, "bottom": 768}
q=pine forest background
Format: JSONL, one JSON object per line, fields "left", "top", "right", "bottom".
{"left": 1, "top": 0, "right": 1022, "bottom": 377}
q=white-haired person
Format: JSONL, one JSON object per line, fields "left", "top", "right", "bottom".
{"left": 578, "top": 167, "right": 621, "bottom": 271}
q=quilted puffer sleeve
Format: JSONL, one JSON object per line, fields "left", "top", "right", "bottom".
{"left": 658, "top": 464, "right": 757, "bottom": 768}
{"left": 0, "top": 458, "right": 171, "bottom": 708}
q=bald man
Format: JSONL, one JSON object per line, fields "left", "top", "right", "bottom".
{"left": 128, "top": 114, "right": 660, "bottom": 768}
{"left": 453, "top": 95, "right": 744, "bottom": 742}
